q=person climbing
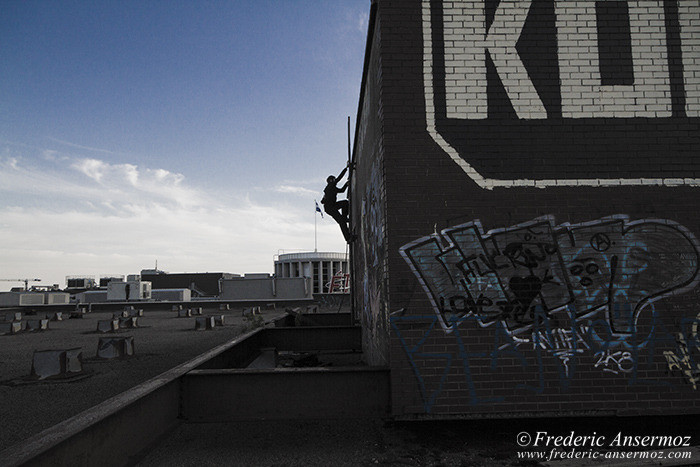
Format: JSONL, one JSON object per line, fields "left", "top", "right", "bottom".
{"left": 321, "top": 163, "right": 353, "bottom": 242}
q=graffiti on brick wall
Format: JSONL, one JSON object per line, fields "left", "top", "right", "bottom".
{"left": 395, "top": 216, "right": 700, "bottom": 411}
{"left": 391, "top": 309, "right": 700, "bottom": 412}
{"left": 664, "top": 312, "right": 700, "bottom": 389}
{"left": 359, "top": 160, "right": 388, "bottom": 364}
{"left": 400, "top": 215, "right": 699, "bottom": 336}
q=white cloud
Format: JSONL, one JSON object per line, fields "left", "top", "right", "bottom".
{"left": 356, "top": 10, "right": 369, "bottom": 33}
{"left": 42, "top": 149, "right": 68, "bottom": 162}
{"left": 0, "top": 154, "right": 346, "bottom": 289}
{"left": 68, "top": 157, "right": 204, "bottom": 209}
{"left": 275, "top": 184, "right": 319, "bottom": 196}
{"left": 0, "top": 156, "right": 99, "bottom": 201}
{"left": 73, "top": 158, "right": 107, "bottom": 182}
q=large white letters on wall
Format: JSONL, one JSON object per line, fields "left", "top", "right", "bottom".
{"left": 444, "top": 0, "right": 547, "bottom": 119}
{"left": 557, "top": 0, "right": 670, "bottom": 118}
{"left": 424, "top": 0, "right": 700, "bottom": 189}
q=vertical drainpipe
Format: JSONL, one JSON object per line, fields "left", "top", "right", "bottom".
{"left": 348, "top": 115, "right": 357, "bottom": 325}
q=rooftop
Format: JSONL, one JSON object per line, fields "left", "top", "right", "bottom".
{"left": 276, "top": 251, "right": 348, "bottom": 262}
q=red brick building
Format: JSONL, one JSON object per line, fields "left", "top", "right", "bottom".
{"left": 351, "top": 0, "right": 700, "bottom": 419}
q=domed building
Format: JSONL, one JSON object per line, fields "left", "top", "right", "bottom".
{"left": 273, "top": 251, "right": 349, "bottom": 295}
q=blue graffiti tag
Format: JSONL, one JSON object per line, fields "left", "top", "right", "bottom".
{"left": 394, "top": 216, "right": 700, "bottom": 409}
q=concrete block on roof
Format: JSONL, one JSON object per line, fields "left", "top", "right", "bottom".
{"left": 50, "top": 312, "right": 63, "bottom": 321}
{"left": 194, "top": 316, "right": 215, "bottom": 331}
{"left": 242, "top": 307, "right": 261, "bottom": 317}
{"left": 214, "top": 315, "right": 225, "bottom": 326}
{"left": 5, "top": 312, "right": 22, "bottom": 322}
{"left": 118, "top": 308, "right": 143, "bottom": 318}
{"left": 31, "top": 350, "right": 62, "bottom": 380}
{"left": 70, "top": 310, "right": 85, "bottom": 319}
{"left": 0, "top": 321, "right": 22, "bottom": 335}
{"left": 123, "top": 306, "right": 143, "bottom": 317}
{"left": 119, "top": 317, "right": 138, "bottom": 329}
{"left": 177, "top": 308, "right": 192, "bottom": 318}
{"left": 97, "top": 336, "right": 135, "bottom": 359}
{"left": 219, "top": 303, "right": 229, "bottom": 311}
{"left": 26, "top": 319, "right": 49, "bottom": 332}
{"left": 64, "top": 348, "right": 82, "bottom": 374}
{"left": 97, "top": 319, "right": 120, "bottom": 333}
{"left": 30, "top": 348, "right": 83, "bottom": 380}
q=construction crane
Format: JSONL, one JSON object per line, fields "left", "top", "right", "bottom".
{"left": 0, "top": 278, "right": 41, "bottom": 291}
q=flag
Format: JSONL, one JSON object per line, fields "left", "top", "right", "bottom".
{"left": 315, "top": 200, "right": 323, "bottom": 218}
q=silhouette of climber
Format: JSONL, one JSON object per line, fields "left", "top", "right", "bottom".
{"left": 322, "top": 163, "right": 352, "bottom": 242}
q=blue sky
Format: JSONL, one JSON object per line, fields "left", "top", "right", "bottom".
{"left": 0, "top": 1, "right": 369, "bottom": 290}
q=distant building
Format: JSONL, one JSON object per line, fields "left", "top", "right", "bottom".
{"left": 151, "top": 288, "right": 191, "bottom": 302}
{"left": 76, "top": 290, "right": 108, "bottom": 304}
{"left": 140, "top": 270, "right": 238, "bottom": 297}
{"left": 219, "top": 274, "right": 312, "bottom": 301}
{"left": 107, "top": 279, "right": 152, "bottom": 301}
{"left": 65, "top": 276, "right": 96, "bottom": 290}
{"left": 273, "top": 252, "right": 349, "bottom": 294}
{"left": 99, "top": 275, "right": 124, "bottom": 287}
{"left": 0, "top": 291, "right": 69, "bottom": 306}
{"left": 44, "top": 292, "right": 70, "bottom": 305}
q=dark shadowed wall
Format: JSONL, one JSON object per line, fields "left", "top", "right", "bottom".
{"left": 352, "top": 0, "right": 700, "bottom": 418}
{"left": 353, "top": 3, "right": 391, "bottom": 366}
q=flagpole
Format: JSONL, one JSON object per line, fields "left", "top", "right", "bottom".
{"left": 314, "top": 200, "right": 318, "bottom": 253}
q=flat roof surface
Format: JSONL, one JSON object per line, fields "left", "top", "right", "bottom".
{"left": 3, "top": 303, "right": 700, "bottom": 466}
{"left": 0, "top": 303, "right": 289, "bottom": 451}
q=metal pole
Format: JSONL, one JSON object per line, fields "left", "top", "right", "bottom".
{"left": 347, "top": 115, "right": 356, "bottom": 323}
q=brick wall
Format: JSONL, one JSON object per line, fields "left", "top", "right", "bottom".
{"left": 353, "top": 0, "right": 700, "bottom": 418}
{"left": 353, "top": 3, "right": 391, "bottom": 366}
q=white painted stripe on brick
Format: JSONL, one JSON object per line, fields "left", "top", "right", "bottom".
{"left": 680, "top": 0, "right": 700, "bottom": 117}
{"left": 421, "top": 0, "right": 700, "bottom": 190}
